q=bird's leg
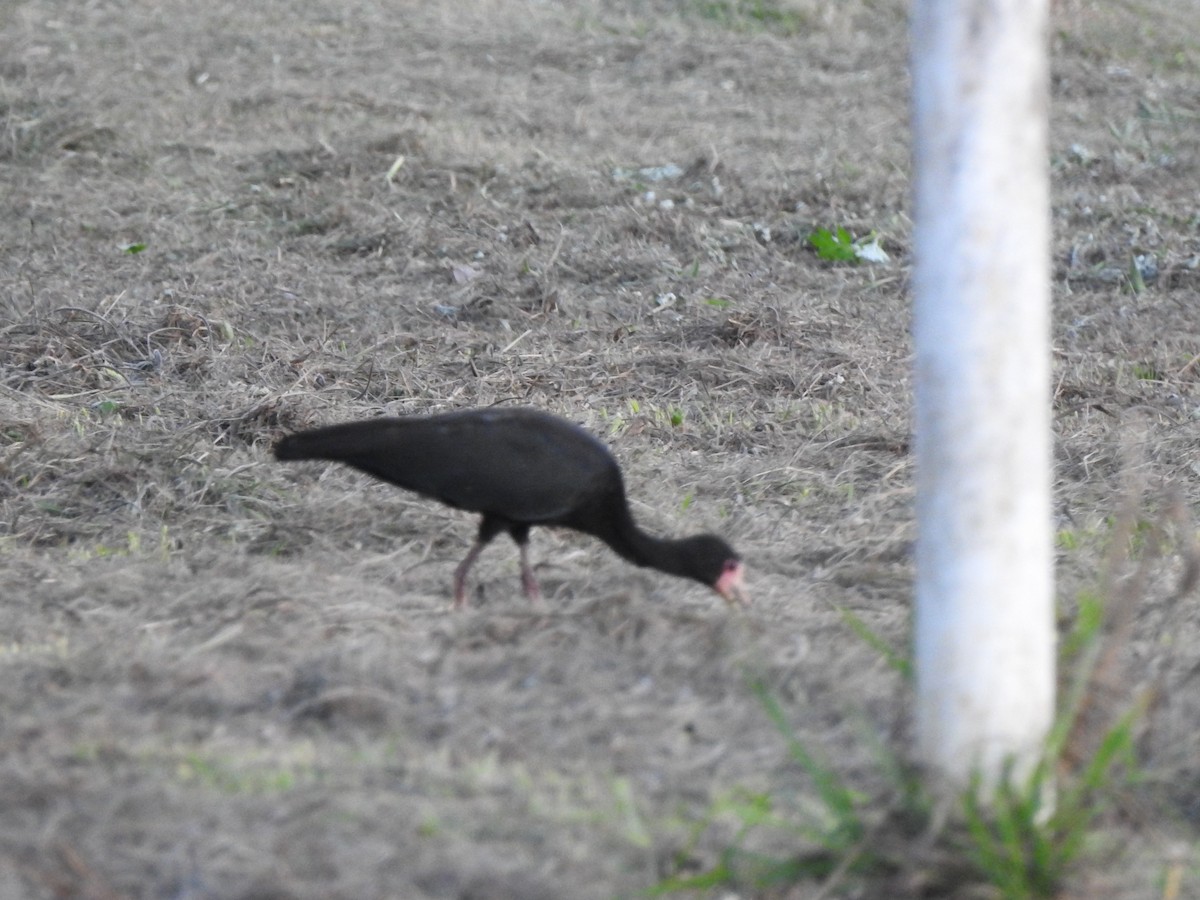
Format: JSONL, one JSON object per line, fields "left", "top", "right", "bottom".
{"left": 519, "top": 541, "right": 541, "bottom": 602}
{"left": 452, "top": 540, "right": 487, "bottom": 609}
{"left": 453, "top": 517, "right": 505, "bottom": 609}
{"left": 510, "top": 524, "right": 540, "bottom": 602}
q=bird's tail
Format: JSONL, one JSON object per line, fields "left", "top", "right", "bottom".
{"left": 273, "top": 419, "right": 403, "bottom": 462}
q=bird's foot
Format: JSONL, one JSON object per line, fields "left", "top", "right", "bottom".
{"left": 521, "top": 568, "right": 542, "bottom": 602}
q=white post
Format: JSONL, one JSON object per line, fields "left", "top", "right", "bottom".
{"left": 911, "top": 0, "right": 1055, "bottom": 790}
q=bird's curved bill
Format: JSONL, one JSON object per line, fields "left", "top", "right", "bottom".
{"left": 715, "top": 561, "right": 749, "bottom": 607}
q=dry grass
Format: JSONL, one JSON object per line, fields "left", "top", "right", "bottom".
{"left": 1, "top": 0, "right": 1198, "bottom": 896}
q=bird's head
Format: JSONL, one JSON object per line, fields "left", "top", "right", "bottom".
{"left": 714, "top": 556, "right": 749, "bottom": 607}
{"left": 681, "top": 534, "right": 749, "bottom": 607}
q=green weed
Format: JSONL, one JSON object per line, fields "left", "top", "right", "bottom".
{"left": 176, "top": 752, "right": 302, "bottom": 794}
{"left": 688, "top": 0, "right": 807, "bottom": 36}
{"left": 808, "top": 226, "right": 889, "bottom": 264}
{"left": 961, "top": 711, "right": 1138, "bottom": 900}
{"left": 651, "top": 557, "right": 1150, "bottom": 898}
{"left": 69, "top": 525, "right": 174, "bottom": 562}
{"left": 652, "top": 677, "right": 880, "bottom": 894}
{"left": 808, "top": 225, "right": 860, "bottom": 263}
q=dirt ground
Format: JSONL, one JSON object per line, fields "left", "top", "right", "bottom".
{"left": 2, "top": 0, "right": 1198, "bottom": 897}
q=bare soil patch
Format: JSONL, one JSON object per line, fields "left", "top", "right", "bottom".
{"left": 2, "top": 0, "right": 1198, "bottom": 896}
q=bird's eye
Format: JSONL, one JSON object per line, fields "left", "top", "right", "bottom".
{"left": 723, "top": 559, "right": 739, "bottom": 572}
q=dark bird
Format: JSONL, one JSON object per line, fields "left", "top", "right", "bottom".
{"left": 274, "top": 407, "right": 748, "bottom": 608}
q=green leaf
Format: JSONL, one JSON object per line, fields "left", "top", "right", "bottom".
{"left": 120, "top": 242, "right": 147, "bottom": 254}
{"left": 807, "top": 226, "right": 859, "bottom": 263}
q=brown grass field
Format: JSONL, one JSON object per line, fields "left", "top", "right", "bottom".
{"left": 2, "top": 0, "right": 1199, "bottom": 896}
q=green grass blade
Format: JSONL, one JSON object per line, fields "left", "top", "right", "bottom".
{"left": 749, "top": 678, "right": 860, "bottom": 834}
{"left": 834, "top": 603, "right": 913, "bottom": 679}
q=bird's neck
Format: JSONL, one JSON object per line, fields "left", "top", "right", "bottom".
{"left": 603, "top": 506, "right": 697, "bottom": 579}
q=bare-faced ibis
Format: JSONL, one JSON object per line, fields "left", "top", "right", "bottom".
{"left": 274, "top": 407, "right": 748, "bottom": 608}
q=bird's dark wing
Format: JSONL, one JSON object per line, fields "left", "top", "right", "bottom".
{"left": 276, "top": 408, "right": 620, "bottom": 523}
